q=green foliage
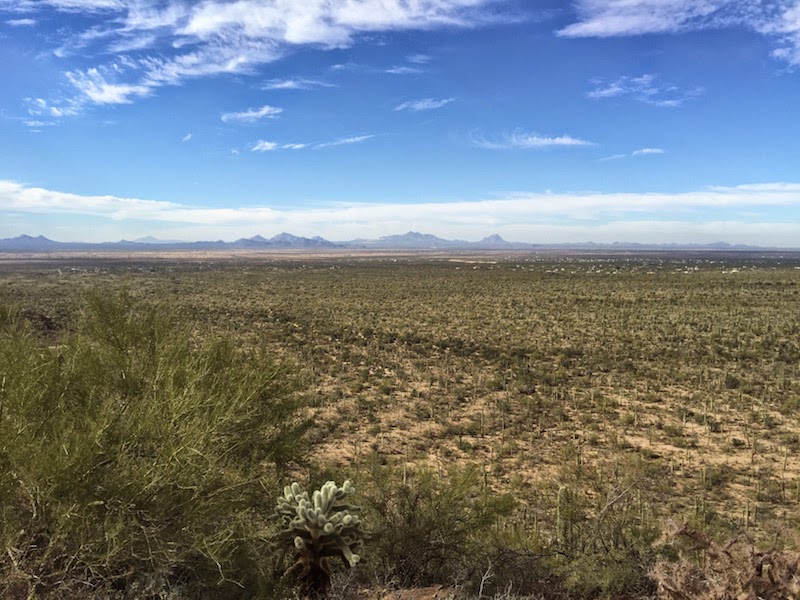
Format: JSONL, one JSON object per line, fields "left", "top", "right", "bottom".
{"left": 362, "top": 463, "right": 515, "bottom": 590}
{"left": 0, "top": 290, "right": 309, "bottom": 598}
{"left": 273, "top": 480, "right": 366, "bottom": 598}
{"left": 550, "top": 477, "right": 662, "bottom": 599}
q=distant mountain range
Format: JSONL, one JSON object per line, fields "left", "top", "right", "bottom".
{"left": 0, "top": 232, "right": 338, "bottom": 252}
{"left": 0, "top": 232, "right": 788, "bottom": 253}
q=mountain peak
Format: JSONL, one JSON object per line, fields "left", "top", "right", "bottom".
{"left": 270, "top": 232, "right": 302, "bottom": 243}
{"left": 481, "top": 234, "right": 507, "bottom": 244}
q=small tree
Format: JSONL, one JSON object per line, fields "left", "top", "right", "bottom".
{"left": 273, "top": 480, "right": 366, "bottom": 598}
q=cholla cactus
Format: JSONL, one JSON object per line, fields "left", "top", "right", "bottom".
{"left": 273, "top": 480, "right": 366, "bottom": 598}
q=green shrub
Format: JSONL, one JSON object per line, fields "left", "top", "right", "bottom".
{"left": 361, "top": 462, "right": 514, "bottom": 590}
{"left": 0, "top": 290, "right": 309, "bottom": 599}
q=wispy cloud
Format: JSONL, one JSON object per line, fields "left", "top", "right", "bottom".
{"left": 22, "top": 97, "right": 81, "bottom": 126}
{"left": 0, "top": 1, "right": 129, "bottom": 11}
{"left": 329, "top": 60, "right": 427, "bottom": 75}
{"left": 560, "top": 0, "right": 800, "bottom": 66}
{"left": 221, "top": 104, "right": 283, "bottom": 123}
{"left": 407, "top": 53, "right": 431, "bottom": 64}
{"left": 472, "top": 130, "right": 595, "bottom": 150}
{"left": 261, "top": 77, "right": 335, "bottom": 90}
{"left": 252, "top": 140, "right": 278, "bottom": 152}
{"left": 17, "top": 0, "right": 511, "bottom": 112}
{"left": 6, "top": 18, "right": 37, "bottom": 26}
{"left": 587, "top": 74, "right": 702, "bottom": 107}
{"left": 559, "top": 0, "right": 724, "bottom": 38}
{"left": 22, "top": 120, "right": 52, "bottom": 128}
{"left": 599, "top": 147, "right": 666, "bottom": 161}
{"left": 181, "top": 133, "right": 192, "bottom": 142}
{"left": 384, "top": 65, "right": 425, "bottom": 75}
{"left": 394, "top": 97, "right": 455, "bottom": 111}
{"left": 3, "top": 180, "right": 800, "bottom": 246}
{"left": 314, "top": 134, "right": 375, "bottom": 148}
{"left": 632, "top": 147, "right": 665, "bottom": 156}
{"left": 247, "top": 135, "right": 373, "bottom": 152}
{"left": 66, "top": 67, "right": 151, "bottom": 104}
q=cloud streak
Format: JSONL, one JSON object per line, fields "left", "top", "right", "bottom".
{"left": 252, "top": 140, "right": 278, "bottom": 152}
{"left": 261, "top": 77, "right": 335, "bottom": 90}
{"left": 600, "top": 147, "right": 666, "bottom": 161}
{"left": 314, "top": 134, "right": 375, "bottom": 148}
{"left": 246, "top": 134, "right": 375, "bottom": 152}
{"left": 394, "top": 97, "right": 455, "bottom": 111}
{"left": 560, "top": 0, "right": 800, "bottom": 66}
{"left": 221, "top": 104, "right": 283, "bottom": 123}
{"left": 6, "top": 17, "right": 36, "bottom": 25}
{"left": 632, "top": 147, "right": 664, "bottom": 156}
{"left": 472, "top": 130, "right": 595, "bottom": 149}
{"left": 66, "top": 68, "right": 152, "bottom": 104}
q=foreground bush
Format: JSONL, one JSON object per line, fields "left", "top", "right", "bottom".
{"left": 651, "top": 525, "right": 800, "bottom": 600}
{"left": 361, "top": 463, "right": 515, "bottom": 591}
{"left": 0, "top": 291, "right": 309, "bottom": 599}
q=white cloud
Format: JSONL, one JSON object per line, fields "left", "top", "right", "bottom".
{"left": 24, "top": 96, "right": 81, "bottom": 120}
{"left": 407, "top": 53, "right": 431, "bottom": 64}
{"left": 66, "top": 67, "right": 151, "bottom": 104}
{"left": 559, "top": 0, "right": 724, "bottom": 38}
{"left": 560, "top": 0, "right": 800, "bottom": 66}
{"left": 0, "top": 1, "right": 127, "bottom": 11}
{"left": 23, "top": 120, "right": 55, "bottom": 127}
{"left": 139, "top": 41, "right": 283, "bottom": 87}
{"left": 384, "top": 65, "right": 425, "bottom": 74}
{"left": 181, "top": 132, "right": 192, "bottom": 142}
{"left": 221, "top": 104, "right": 283, "bottom": 123}
{"left": 587, "top": 74, "right": 702, "bottom": 107}
{"left": 472, "top": 130, "right": 594, "bottom": 149}
{"left": 252, "top": 140, "right": 279, "bottom": 152}
{"left": 394, "top": 97, "right": 455, "bottom": 111}
{"left": 599, "top": 147, "right": 666, "bottom": 160}
{"left": 246, "top": 136, "right": 372, "bottom": 152}
{"left": 6, "top": 179, "right": 799, "bottom": 245}
{"left": 6, "top": 18, "right": 37, "bottom": 26}
{"left": 261, "top": 77, "right": 335, "bottom": 90}
{"left": 314, "top": 134, "right": 375, "bottom": 148}
{"left": 632, "top": 147, "right": 665, "bottom": 156}
{"left": 18, "top": 0, "right": 510, "bottom": 111}
{"left": 108, "top": 33, "right": 158, "bottom": 53}
{"left": 328, "top": 60, "right": 428, "bottom": 75}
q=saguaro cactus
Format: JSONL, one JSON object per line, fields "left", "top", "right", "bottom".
{"left": 556, "top": 485, "right": 575, "bottom": 549}
{"left": 273, "top": 480, "right": 366, "bottom": 598}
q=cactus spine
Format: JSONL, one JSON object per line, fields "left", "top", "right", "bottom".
{"left": 273, "top": 480, "right": 366, "bottom": 598}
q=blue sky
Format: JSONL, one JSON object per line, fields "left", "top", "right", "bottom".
{"left": 1, "top": 0, "right": 799, "bottom": 245}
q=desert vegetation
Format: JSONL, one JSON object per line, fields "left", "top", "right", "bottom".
{"left": 1, "top": 250, "right": 799, "bottom": 598}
